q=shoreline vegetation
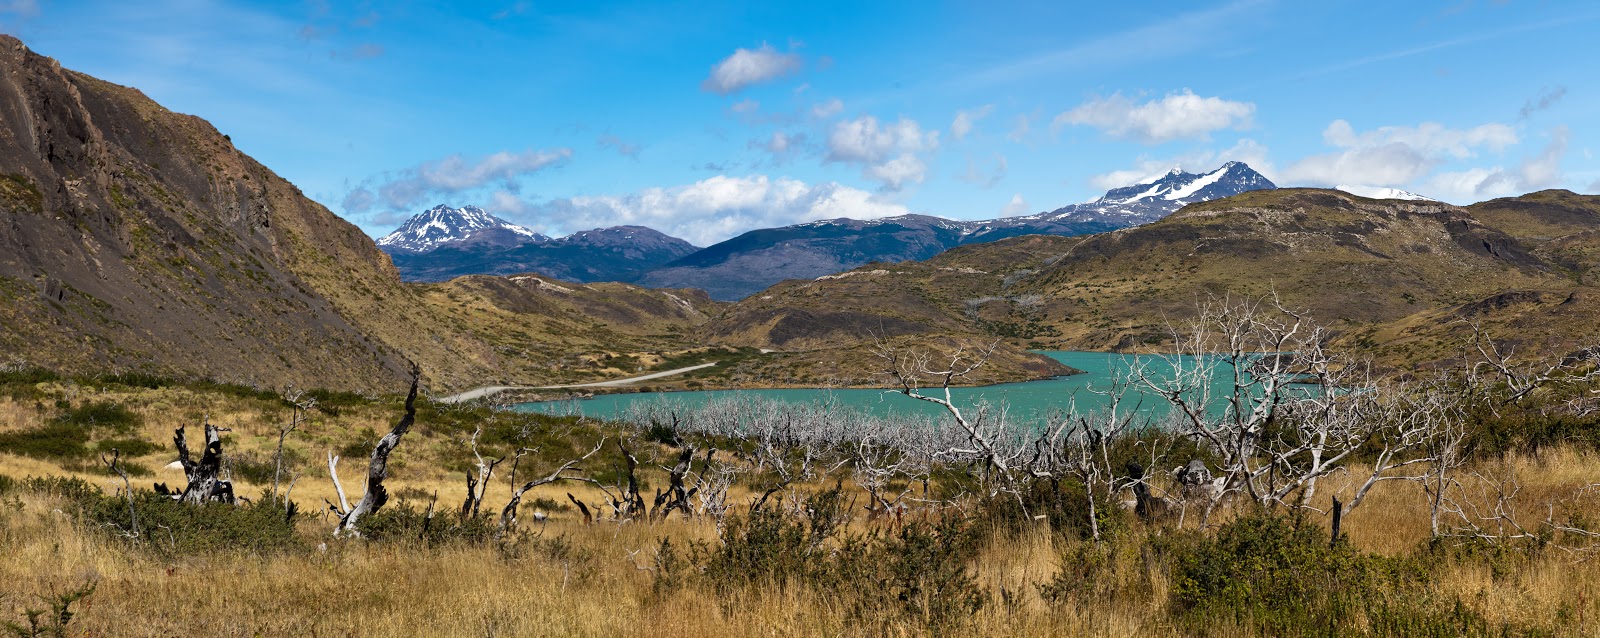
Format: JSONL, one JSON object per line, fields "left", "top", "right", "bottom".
{"left": 3, "top": 298, "right": 1599, "bottom": 636}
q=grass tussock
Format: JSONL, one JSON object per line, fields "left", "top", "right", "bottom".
{"left": 2, "top": 373, "right": 1599, "bottom": 636}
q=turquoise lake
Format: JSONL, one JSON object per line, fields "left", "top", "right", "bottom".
{"left": 513, "top": 351, "right": 1278, "bottom": 425}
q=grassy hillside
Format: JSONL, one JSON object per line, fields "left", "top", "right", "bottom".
{"left": 711, "top": 189, "right": 1600, "bottom": 371}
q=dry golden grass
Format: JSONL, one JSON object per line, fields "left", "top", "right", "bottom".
{"left": 4, "top": 383, "right": 1600, "bottom": 636}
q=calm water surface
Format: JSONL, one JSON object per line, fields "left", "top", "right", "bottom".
{"left": 513, "top": 351, "right": 1264, "bottom": 425}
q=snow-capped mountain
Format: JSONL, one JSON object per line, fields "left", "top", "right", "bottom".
{"left": 1335, "top": 185, "right": 1437, "bottom": 201}
{"left": 378, "top": 206, "right": 700, "bottom": 283}
{"left": 639, "top": 162, "right": 1277, "bottom": 299}
{"left": 376, "top": 204, "right": 547, "bottom": 253}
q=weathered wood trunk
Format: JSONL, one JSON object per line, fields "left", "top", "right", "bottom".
{"left": 162, "top": 421, "right": 235, "bottom": 504}
{"left": 332, "top": 372, "right": 419, "bottom": 536}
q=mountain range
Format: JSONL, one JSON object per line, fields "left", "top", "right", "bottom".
{"left": 704, "top": 187, "right": 1600, "bottom": 371}
{"left": 380, "top": 205, "right": 697, "bottom": 283}
{"left": 4, "top": 35, "right": 1598, "bottom": 394}
{"left": 381, "top": 161, "right": 1276, "bottom": 300}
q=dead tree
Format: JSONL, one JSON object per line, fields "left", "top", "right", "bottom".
{"left": 327, "top": 370, "right": 419, "bottom": 537}
{"left": 158, "top": 419, "right": 235, "bottom": 504}
{"left": 1138, "top": 296, "right": 1470, "bottom": 529}
{"left": 1467, "top": 322, "right": 1600, "bottom": 415}
{"left": 877, "top": 339, "right": 1036, "bottom": 500}
{"left": 498, "top": 438, "right": 606, "bottom": 532}
{"left": 101, "top": 449, "right": 138, "bottom": 539}
{"left": 459, "top": 426, "right": 503, "bottom": 521}
{"left": 271, "top": 388, "right": 315, "bottom": 503}
{"left": 650, "top": 444, "right": 699, "bottom": 521}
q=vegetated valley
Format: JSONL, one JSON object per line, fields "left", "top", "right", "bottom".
{"left": 3, "top": 37, "right": 1600, "bottom": 637}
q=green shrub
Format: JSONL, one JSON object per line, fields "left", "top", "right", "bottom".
{"left": 82, "top": 491, "right": 301, "bottom": 555}
{"left": 0, "top": 424, "right": 90, "bottom": 460}
{"left": 0, "top": 367, "right": 59, "bottom": 385}
{"left": 692, "top": 486, "right": 984, "bottom": 631}
{"left": 0, "top": 474, "right": 15, "bottom": 495}
{"left": 53, "top": 401, "right": 141, "bottom": 432}
{"left": 1165, "top": 510, "right": 1514, "bottom": 637}
{"left": 93, "top": 437, "right": 162, "bottom": 458}
{"left": 357, "top": 500, "right": 496, "bottom": 546}
{"left": 20, "top": 476, "right": 101, "bottom": 502}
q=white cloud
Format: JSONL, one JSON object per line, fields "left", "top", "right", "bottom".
{"left": 701, "top": 44, "right": 802, "bottom": 95}
{"left": 826, "top": 115, "right": 939, "bottom": 190}
{"left": 730, "top": 99, "right": 760, "bottom": 114}
{"left": 1281, "top": 119, "right": 1518, "bottom": 188}
{"left": 345, "top": 148, "right": 572, "bottom": 213}
{"left": 811, "top": 98, "right": 844, "bottom": 118}
{"left": 865, "top": 154, "right": 928, "bottom": 190}
{"left": 508, "top": 175, "right": 911, "bottom": 246}
{"left": 951, "top": 104, "right": 994, "bottom": 140}
{"left": 826, "top": 115, "right": 938, "bottom": 162}
{"left": 1518, "top": 125, "right": 1569, "bottom": 189}
{"left": 1320, "top": 119, "right": 1516, "bottom": 159}
{"left": 1420, "top": 126, "right": 1569, "bottom": 203}
{"left": 1053, "top": 90, "right": 1254, "bottom": 144}
{"left": 1001, "top": 193, "right": 1030, "bottom": 217}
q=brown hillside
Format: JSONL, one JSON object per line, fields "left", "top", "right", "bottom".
{"left": 710, "top": 189, "right": 1599, "bottom": 369}
{"left": 0, "top": 38, "right": 715, "bottom": 392}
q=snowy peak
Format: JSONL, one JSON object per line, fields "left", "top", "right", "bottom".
{"left": 1041, "top": 162, "right": 1277, "bottom": 225}
{"left": 376, "top": 204, "right": 547, "bottom": 253}
{"left": 1335, "top": 185, "right": 1437, "bottom": 202}
{"left": 1096, "top": 162, "right": 1275, "bottom": 207}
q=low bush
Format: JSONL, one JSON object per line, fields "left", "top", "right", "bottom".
{"left": 81, "top": 491, "right": 302, "bottom": 556}
{"left": 0, "top": 424, "right": 91, "bottom": 460}
{"left": 357, "top": 500, "right": 497, "bottom": 547}
{"left": 689, "top": 486, "right": 985, "bottom": 631}
{"left": 1164, "top": 510, "right": 1517, "bottom": 637}
{"left": 53, "top": 400, "right": 142, "bottom": 432}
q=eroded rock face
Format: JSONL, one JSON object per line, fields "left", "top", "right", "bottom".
{"left": 0, "top": 36, "right": 431, "bottom": 391}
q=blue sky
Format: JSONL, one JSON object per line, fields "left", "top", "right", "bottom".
{"left": 3, "top": 0, "right": 1597, "bottom": 245}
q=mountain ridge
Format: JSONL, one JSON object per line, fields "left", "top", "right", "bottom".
{"left": 637, "top": 162, "right": 1278, "bottom": 300}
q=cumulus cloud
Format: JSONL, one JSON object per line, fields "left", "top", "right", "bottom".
{"left": 951, "top": 105, "right": 994, "bottom": 140}
{"left": 826, "top": 115, "right": 939, "bottom": 190}
{"left": 343, "top": 148, "right": 572, "bottom": 213}
{"left": 1281, "top": 119, "right": 1517, "bottom": 188}
{"left": 1053, "top": 90, "right": 1254, "bottom": 144}
{"left": 1420, "top": 126, "right": 1570, "bottom": 203}
{"left": 701, "top": 44, "right": 802, "bottom": 95}
{"left": 504, "top": 175, "right": 911, "bottom": 246}
{"left": 865, "top": 154, "right": 928, "bottom": 191}
{"left": 1519, "top": 85, "right": 1567, "bottom": 120}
